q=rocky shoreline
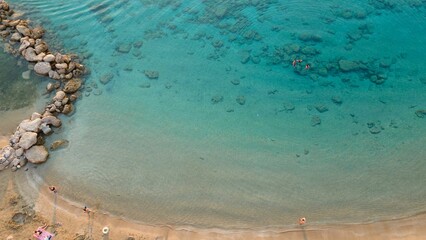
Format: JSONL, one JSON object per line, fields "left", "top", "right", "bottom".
{"left": 0, "top": 0, "right": 86, "bottom": 171}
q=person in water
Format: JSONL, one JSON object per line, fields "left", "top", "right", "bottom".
{"left": 49, "top": 186, "right": 57, "bottom": 193}
{"left": 305, "top": 64, "right": 310, "bottom": 70}
{"left": 299, "top": 217, "right": 307, "bottom": 225}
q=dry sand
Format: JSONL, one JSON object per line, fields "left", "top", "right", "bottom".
{"left": 1, "top": 170, "right": 425, "bottom": 240}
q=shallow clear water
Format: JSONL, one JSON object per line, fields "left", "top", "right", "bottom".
{"left": 5, "top": 0, "right": 426, "bottom": 229}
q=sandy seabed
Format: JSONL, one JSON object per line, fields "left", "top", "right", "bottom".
{"left": 0, "top": 168, "right": 425, "bottom": 240}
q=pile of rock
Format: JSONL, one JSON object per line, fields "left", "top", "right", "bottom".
{"left": 0, "top": 112, "right": 61, "bottom": 170}
{"left": 0, "top": 0, "right": 86, "bottom": 171}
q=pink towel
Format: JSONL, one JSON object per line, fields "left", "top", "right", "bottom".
{"left": 33, "top": 227, "right": 54, "bottom": 240}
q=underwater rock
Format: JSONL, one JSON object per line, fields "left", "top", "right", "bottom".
{"left": 50, "top": 139, "right": 69, "bottom": 151}
{"left": 331, "top": 96, "right": 343, "bottom": 105}
{"left": 62, "top": 103, "right": 74, "bottom": 115}
{"left": 415, "top": 109, "right": 426, "bottom": 118}
{"left": 298, "top": 32, "right": 322, "bottom": 42}
{"left": 133, "top": 41, "right": 143, "bottom": 48}
{"left": 144, "top": 70, "right": 159, "bottom": 79}
{"left": 419, "top": 77, "right": 426, "bottom": 85}
{"left": 369, "top": 126, "right": 382, "bottom": 134}
{"left": 22, "top": 70, "right": 30, "bottom": 79}
{"left": 311, "top": 116, "right": 321, "bottom": 126}
{"left": 34, "top": 61, "right": 51, "bottom": 75}
{"left": 338, "top": 59, "right": 359, "bottom": 72}
{"left": 230, "top": 79, "right": 240, "bottom": 85}
{"left": 63, "top": 78, "right": 82, "bottom": 93}
{"left": 139, "top": 82, "right": 151, "bottom": 88}
{"left": 236, "top": 95, "right": 246, "bottom": 105}
{"left": 211, "top": 95, "right": 223, "bottom": 104}
{"left": 370, "top": 74, "right": 387, "bottom": 85}
{"left": 314, "top": 104, "right": 328, "bottom": 113}
{"left": 283, "top": 102, "right": 295, "bottom": 112}
{"left": 18, "top": 132, "right": 37, "bottom": 150}
{"left": 25, "top": 145, "right": 48, "bottom": 164}
{"left": 240, "top": 51, "right": 251, "bottom": 64}
{"left": 116, "top": 43, "right": 132, "bottom": 53}
{"left": 99, "top": 72, "right": 114, "bottom": 85}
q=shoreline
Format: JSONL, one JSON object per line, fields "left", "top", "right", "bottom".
{"left": 8, "top": 169, "right": 426, "bottom": 240}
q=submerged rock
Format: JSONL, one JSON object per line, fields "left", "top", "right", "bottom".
{"left": 144, "top": 70, "right": 159, "bottom": 79}
{"left": 311, "top": 116, "right": 321, "bottom": 126}
{"left": 236, "top": 95, "right": 246, "bottom": 105}
{"left": 25, "top": 145, "right": 48, "bottom": 164}
{"left": 99, "top": 73, "right": 114, "bottom": 85}
{"left": 211, "top": 95, "right": 223, "bottom": 104}
{"left": 116, "top": 43, "right": 132, "bottom": 53}
{"left": 338, "top": 59, "right": 359, "bottom": 72}
{"left": 50, "top": 139, "right": 69, "bottom": 151}
{"left": 415, "top": 109, "right": 426, "bottom": 118}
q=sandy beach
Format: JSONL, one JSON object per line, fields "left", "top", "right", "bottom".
{"left": 0, "top": 169, "right": 424, "bottom": 240}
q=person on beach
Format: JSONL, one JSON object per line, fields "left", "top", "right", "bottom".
{"left": 299, "top": 217, "right": 306, "bottom": 225}
{"left": 83, "top": 206, "right": 91, "bottom": 214}
{"left": 48, "top": 186, "right": 57, "bottom": 193}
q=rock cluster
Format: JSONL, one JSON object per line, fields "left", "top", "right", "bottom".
{"left": 0, "top": 1, "right": 85, "bottom": 171}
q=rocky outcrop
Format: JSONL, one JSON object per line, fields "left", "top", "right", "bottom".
{"left": 0, "top": 1, "right": 86, "bottom": 171}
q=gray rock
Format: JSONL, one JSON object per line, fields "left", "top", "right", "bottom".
{"left": 144, "top": 70, "right": 159, "bottom": 79}
{"left": 314, "top": 104, "right": 329, "bottom": 113}
{"left": 10, "top": 32, "right": 22, "bottom": 41}
{"left": 40, "top": 123, "right": 52, "bottom": 135}
{"left": 116, "top": 43, "right": 132, "bottom": 53}
{"left": 19, "top": 118, "right": 42, "bottom": 132}
{"left": 34, "top": 62, "right": 51, "bottom": 75}
{"left": 48, "top": 70, "right": 60, "bottom": 80}
{"left": 15, "top": 148, "right": 24, "bottom": 157}
{"left": 311, "top": 116, "right": 321, "bottom": 126}
{"left": 99, "top": 73, "right": 114, "bottom": 84}
{"left": 62, "top": 104, "right": 74, "bottom": 115}
{"left": 236, "top": 95, "right": 246, "bottom": 105}
{"left": 22, "top": 70, "right": 31, "bottom": 80}
{"left": 338, "top": 59, "right": 359, "bottom": 72}
{"left": 18, "top": 132, "right": 38, "bottom": 150}
{"left": 25, "top": 145, "right": 49, "bottom": 164}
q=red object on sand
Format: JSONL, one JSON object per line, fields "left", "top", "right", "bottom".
{"left": 33, "top": 227, "right": 54, "bottom": 240}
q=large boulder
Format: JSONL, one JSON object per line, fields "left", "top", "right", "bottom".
{"left": 25, "top": 145, "right": 49, "bottom": 164}
{"left": 18, "top": 132, "right": 37, "bottom": 150}
{"left": 19, "top": 118, "right": 42, "bottom": 132}
{"left": 16, "top": 25, "right": 31, "bottom": 36}
{"left": 63, "top": 78, "right": 82, "bottom": 93}
{"left": 34, "top": 62, "right": 51, "bottom": 75}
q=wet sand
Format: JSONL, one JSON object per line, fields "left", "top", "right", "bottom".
{"left": 2, "top": 170, "right": 424, "bottom": 240}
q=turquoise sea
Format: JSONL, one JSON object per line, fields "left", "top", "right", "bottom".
{"left": 2, "top": 0, "right": 426, "bottom": 231}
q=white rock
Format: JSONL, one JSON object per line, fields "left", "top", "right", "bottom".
{"left": 34, "top": 62, "right": 51, "bottom": 75}
{"left": 48, "top": 70, "right": 60, "bottom": 80}
{"left": 41, "top": 115, "right": 61, "bottom": 127}
{"left": 25, "top": 145, "right": 49, "bottom": 164}
{"left": 19, "top": 118, "right": 42, "bottom": 132}
{"left": 43, "top": 54, "right": 55, "bottom": 62}
{"left": 54, "top": 101, "right": 62, "bottom": 107}
{"left": 18, "top": 132, "right": 37, "bottom": 150}
{"left": 30, "top": 112, "right": 42, "bottom": 120}
{"left": 53, "top": 91, "right": 66, "bottom": 101}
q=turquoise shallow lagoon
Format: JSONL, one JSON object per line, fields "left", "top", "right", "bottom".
{"left": 4, "top": 0, "right": 426, "bottom": 230}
